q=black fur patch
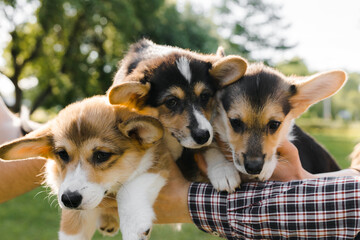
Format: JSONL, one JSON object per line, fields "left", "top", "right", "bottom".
{"left": 131, "top": 39, "right": 152, "bottom": 53}
{"left": 145, "top": 54, "right": 216, "bottom": 115}
{"left": 290, "top": 84, "right": 297, "bottom": 95}
{"left": 221, "top": 65, "right": 292, "bottom": 116}
{"left": 66, "top": 119, "right": 99, "bottom": 145}
{"left": 127, "top": 58, "right": 142, "bottom": 75}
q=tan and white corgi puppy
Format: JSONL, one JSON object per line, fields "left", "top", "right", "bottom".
{"left": 108, "top": 40, "right": 248, "bottom": 190}
{"left": 215, "top": 63, "right": 347, "bottom": 181}
{"left": 0, "top": 96, "right": 172, "bottom": 240}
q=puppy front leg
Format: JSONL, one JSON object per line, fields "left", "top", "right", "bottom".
{"left": 117, "top": 173, "right": 166, "bottom": 240}
{"left": 204, "top": 146, "right": 241, "bottom": 192}
{"left": 59, "top": 209, "right": 99, "bottom": 240}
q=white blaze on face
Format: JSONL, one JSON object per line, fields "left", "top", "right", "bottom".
{"left": 58, "top": 163, "right": 105, "bottom": 210}
{"left": 193, "top": 108, "right": 213, "bottom": 137}
{"left": 176, "top": 57, "right": 192, "bottom": 83}
{"left": 180, "top": 108, "right": 213, "bottom": 148}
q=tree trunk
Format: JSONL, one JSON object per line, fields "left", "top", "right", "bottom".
{"left": 30, "top": 84, "right": 53, "bottom": 114}
{"left": 10, "top": 81, "right": 22, "bottom": 113}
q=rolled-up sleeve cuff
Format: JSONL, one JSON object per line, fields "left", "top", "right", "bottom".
{"left": 188, "top": 182, "right": 235, "bottom": 239}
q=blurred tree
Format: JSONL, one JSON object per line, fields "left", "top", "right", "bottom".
{"left": 0, "top": 0, "right": 292, "bottom": 113}
{"left": 214, "top": 0, "right": 293, "bottom": 59}
{"left": 275, "top": 57, "right": 310, "bottom": 76}
{"left": 332, "top": 73, "right": 360, "bottom": 121}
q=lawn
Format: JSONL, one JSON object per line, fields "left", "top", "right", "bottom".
{"left": 0, "top": 187, "right": 220, "bottom": 240}
{"left": 1, "top": 119, "right": 360, "bottom": 239}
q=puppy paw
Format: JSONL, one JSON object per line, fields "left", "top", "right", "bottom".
{"left": 120, "top": 215, "right": 153, "bottom": 240}
{"left": 208, "top": 161, "right": 241, "bottom": 192}
{"left": 139, "top": 228, "right": 152, "bottom": 240}
{"left": 97, "top": 212, "right": 119, "bottom": 237}
{"left": 121, "top": 227, "right": 152, "bottom": 240}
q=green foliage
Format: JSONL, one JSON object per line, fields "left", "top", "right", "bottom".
{"left": 0, "top": 189, "right": 219, "bottom": 240}
{"left": 332, "top": 73, "right": 360, "bottom": 121}
{"left": 0, "top": 0, "right": 292, "bottom": 112}
{"left": 275, "top": 57, "right": 310, "bottom": 76}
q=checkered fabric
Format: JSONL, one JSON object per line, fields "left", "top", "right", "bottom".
{"left": 188, "top": 177, "right": 360, "bottom": 240}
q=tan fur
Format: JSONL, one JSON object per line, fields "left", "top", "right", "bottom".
{"left": 0, "top": 96, "right": 172, "bottom": 239}
{"left": 168, "top": 87, "right": 185, "bottom": 100}
{"left": 108, "top": 51, "right": 247, "bottom": 152}
{"left": 194, "top": 82, "right": 207, "bottom": 97}
{"left": 217, "top": 64, "right": 347, "bottom": 180}
{"left": 226, "top": 100, "right": 288, "bottom": 167}
{"left": 209, "top": 56, "right": 248, "bottom": 87}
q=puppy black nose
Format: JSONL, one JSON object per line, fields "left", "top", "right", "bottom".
{"left": 191, "top": 129, "right": 210, "bottom": 145}
{"left": 243, "top": 154, "right": 265, "bottom": 174}
{"left": 61, "top": 190, "right": 82, "bottom": 209}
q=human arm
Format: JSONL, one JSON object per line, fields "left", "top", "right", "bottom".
{"left": 272, "top": 140, "right": 360, "bottom": 180}
{"left": 0, "top": 158, "right": 46, "bottom": 203}
{"left": 153, "top": 157, "right": 360, "bottom": 239}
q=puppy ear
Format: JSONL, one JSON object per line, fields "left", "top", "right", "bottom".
{"left": 108, "top": 81, "right": 151, "bottom": 106}
{"left": 209, "top": 55, "right": 248, "bottom": 87}
{"left": 119, "top": 116, "right": 164, "bottom": 145}
{"left": 290, "top": 70, "right": 347, "bottom": 117}
{"left": 216, "top": 46, "right": 225, "bottom": 57}
{"left": 0, "top": 125, "right": 52, "bottom": 160}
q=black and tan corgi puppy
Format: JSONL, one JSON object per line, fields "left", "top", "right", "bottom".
{"left": 108, "top": 40, "right": 248, "bottom": 190}
{"left": 215, "top": 63, "right": 347, "bottom": 181}
{"left": 0, "top": 96, "right": 172, "bottom": 240}
{"left": 110, "top": 39, "right": 247, "bottom": 152}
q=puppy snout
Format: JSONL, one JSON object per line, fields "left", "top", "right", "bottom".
{"left": 61, "top": 190, "right": 83, "bottom": 209}
{"left": 243, "top": 153, "right": 265, "bottom": 175}
{"left": 191, "top": 129, "right": 210, "bottom": 145}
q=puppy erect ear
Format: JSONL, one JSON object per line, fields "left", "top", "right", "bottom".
{"left": 108, "top": 81, "right": 151, "bottom": 106}
{"left": 0, "top": 125, "right": 52, "bottom": 160}
{"left": 209, "top": 55, "right": 248, "bottom": 87}
{"left": 290, "top": 70, "right": 347, "bottom": 118}
{"left": 216, "top": 46, "right": 225, "bottom": 57}
{"left": 119, "top": 116, "right": 164, "bottom": 145}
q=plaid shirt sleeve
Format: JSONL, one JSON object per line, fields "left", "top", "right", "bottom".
{"left": 188, "top": 177, "right": 360, "bottom": 240}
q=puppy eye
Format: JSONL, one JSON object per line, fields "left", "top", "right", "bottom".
{"left": 229, "top": 118, "right": 245, "bottom": 133}
{"left": 268, "top": 120, "right": 281, "bottom": 133}
{"left": 93, "top": 151, "right": 113, "bottom": 164}
{"left": 200, "top": 92, "right": 211, "bottom": 105}
{"left": 56, "top": 150, "right": 70, "bottom": 163}
{"left": 164, "top": 97, "right": 179, "bottom": 110}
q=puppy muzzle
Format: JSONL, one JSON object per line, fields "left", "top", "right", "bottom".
{"left": 61, "top": 190, "right": 83, "bottom": 209}
{"left": 242, "top": 153, "right": 265, "bottom": 175}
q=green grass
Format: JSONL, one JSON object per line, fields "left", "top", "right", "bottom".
{"left": 296, "top": 119, "right": 360, "bottom": 168}
{"left": 1, "top": 119, "right": 360, "bottom": 239}
{"left": 0, "top": 190, "right": 219, "bottom": 240}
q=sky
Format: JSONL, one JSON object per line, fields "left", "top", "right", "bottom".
{"left": 274, "top": 0, "right": 360, "bottom": 72}
{"left": 1, "top": 0, "right": 360, "bottom": 101}
{"left": 179, "top": 0, "right": 360, "bottom": 72}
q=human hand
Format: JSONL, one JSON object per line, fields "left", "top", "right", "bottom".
{"left": 270, "top": 140, "right": 315, "bottom": 181}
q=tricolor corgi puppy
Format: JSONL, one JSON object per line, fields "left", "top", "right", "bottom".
{"left": 108, "top": 40, "right": 247, "bottom": 190}
{"left": 215, "top": 63, "right": 347, "bottom": 181}
{"left": 0, "top": 96, "right": 172, "bottom": 240}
